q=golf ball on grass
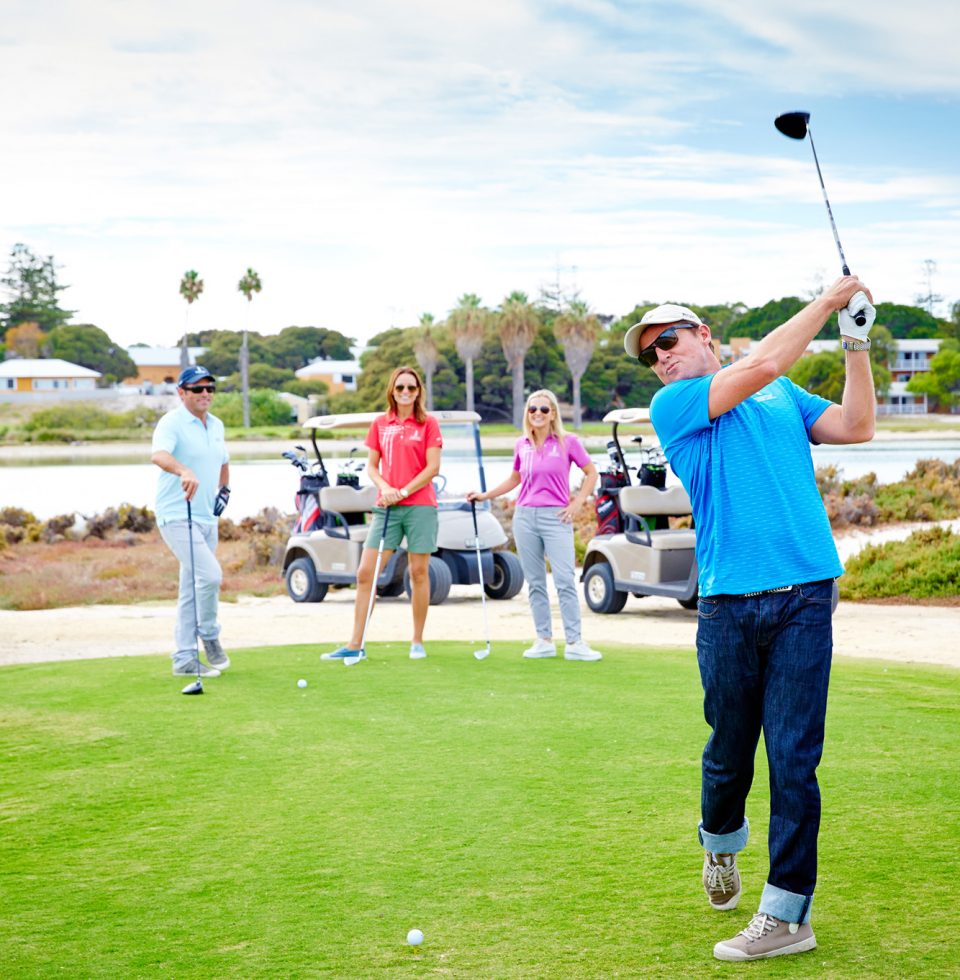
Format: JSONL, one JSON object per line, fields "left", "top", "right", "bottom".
{"left": 407, "top": 928, "right": 424, "bottom": 946}
{"left": 297, "top": 679, "right": 307, "bottom": 689}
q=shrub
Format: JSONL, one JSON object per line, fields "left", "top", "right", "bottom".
{"left": 212, "top": 390, "right": 293, "bottom": 427}
{"left": 0, "top": 507, "right": 38, "bottom": 527}
{"left": 117, "top": 504, "right": 155, "bottom": 533}
{"left": 40, "top": 513, "right": 76, "bottom": 543}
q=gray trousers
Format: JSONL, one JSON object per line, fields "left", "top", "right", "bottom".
{"left": 512, "top": 505, "right": 582, "bottom": 645}
{"left": 159, "top": 519, "right": 223, "bottom": 668}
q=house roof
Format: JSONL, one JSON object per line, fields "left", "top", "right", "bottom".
{"left": 295, "top": 359, "right": 361, "bottom": 378}
{"left": 0, "top": 358, "right": 101, "bottom": 379}
{"left": 126, "top": 346, "right": 206, "bottom": 366}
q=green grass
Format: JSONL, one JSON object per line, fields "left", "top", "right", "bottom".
{"left": 2, "top": 644, "right": 957, "bottom": 978}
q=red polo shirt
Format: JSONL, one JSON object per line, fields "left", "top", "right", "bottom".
{"left": 365, "top": 412, "right": 443, "bottom": 507}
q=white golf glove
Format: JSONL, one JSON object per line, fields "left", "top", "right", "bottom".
{"left": 838, "top": 291, "right": 875, "bottom": 342}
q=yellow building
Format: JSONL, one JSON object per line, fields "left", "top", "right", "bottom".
{"left": 294, "top": 359, "right": 361, "bottom": 395}
{"left": 124, "top": 347, "right": 206, "bottom": 386}
{"left": 0, "top": 358, "right": 101, "bottom": 393}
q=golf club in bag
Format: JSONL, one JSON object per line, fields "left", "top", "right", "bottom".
{"left": 181, "top": 499, "right": 203, "bottom": 695}
{"left": 774, "top": 110, "right": 868, "bottom": 327}
{"left": 470, "top": 500, "right": 491, "bottom": 661}
{"left": 344, "top": 507, "right": 392, "bottom": 667}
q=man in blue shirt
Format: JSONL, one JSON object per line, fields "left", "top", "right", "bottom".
{"left": 151, "top": 365, "right": 231, "bottom": 678}
{"left": 624, "top": 276, "right": 876, "bottom": 961}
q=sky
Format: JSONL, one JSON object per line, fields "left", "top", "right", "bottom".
{"left": 1, "top": 0, "right": 958, "bottom": 350}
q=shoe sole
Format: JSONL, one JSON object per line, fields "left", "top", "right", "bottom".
{"left": 708, "top": 890, "right": 741, "bottom": 911}
{"left": 523, "top": 652, "right": 556, "bottom": 658}
{"left": 564, "top": 653, "right": 602, "bottom": 661}
{"left": 714, "top": 935, "right": 816, "bottom": 961}
{"left": 409, "top": 653, "right": 427, "bottom": 660}
{"left": 207, "top": 660, "right": 230, "bottom": 671}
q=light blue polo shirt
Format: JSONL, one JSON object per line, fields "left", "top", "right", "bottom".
{"left": 650, "top": 374, "right": 843, "bottom": 596}
{"left": 151, "top": 406, "right": 229, "bottom": 526}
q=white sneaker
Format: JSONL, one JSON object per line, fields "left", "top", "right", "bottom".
{"left": 522, "top": 639, "right": 557, "bottom": 659}
{"left": 564, "top": 640, "right": 602, "bottom": 662}
{"left": 410, "top": 643, "right": 427, "bottom": 660}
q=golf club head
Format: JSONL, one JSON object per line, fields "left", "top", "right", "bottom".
{"left": 343, "top": 651, "right": 366, "bottom": 666}
{"left": 774, "top": 111, "right": 810, "bottom": 140}
{"left": 181, "top": 679, "right": 204, "bottom": 695}
{"left": 474, "top": 645, "right": 491, "bottom": 661}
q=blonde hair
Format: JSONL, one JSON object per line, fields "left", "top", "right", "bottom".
{"left": 522, "top": 389, "right": 566, "bottom": 446}
{"left": 385, "top": 365, "right": 427, "bottom": 423}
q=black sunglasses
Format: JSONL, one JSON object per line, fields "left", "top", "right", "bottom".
{"left": 184, "top": 384, "right": 216, "bottom": 394}
{"left": 527, "top": 405, "right": 551, "bottom": 415}
{"left": 637, "top": 324, "right": 697, "bottom": 367}
{"left": 394, "top": 383, "right": 419, "bottom": 393}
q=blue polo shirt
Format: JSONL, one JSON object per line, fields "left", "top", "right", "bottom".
{"left": 650, "top": 374, "right": 843, "bottom": 596}
{"left": 152, "top": 406, "right": 229, "bottom": 526}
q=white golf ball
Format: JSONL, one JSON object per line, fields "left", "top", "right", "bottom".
{"left": 406, "top": 928, "right": 424, "bottom": 946}
{"left": 297, "top": 678, "right": 307, "bottom": 689}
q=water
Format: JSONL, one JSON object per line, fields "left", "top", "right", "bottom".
{"left": 2, "top": 441, "right": 959, "bottom": 520}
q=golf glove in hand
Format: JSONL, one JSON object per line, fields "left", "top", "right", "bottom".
{"left": 838, "top": 291, "right": 875, "bottom": 341}
{"left": 213, "top": 485, "right": 230, "bottom": 516}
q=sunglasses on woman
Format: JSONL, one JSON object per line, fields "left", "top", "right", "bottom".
{"left": 184, "top": 384, "right": 216, "bottom": 394}
{"left": 527, "top": 405, "right": 551, "bottom": 415}
{"left": 637, "top": 324, "right": 697, "bottom": 367}
{"left": 394, "top": 383, "right": 419, "bottom": 393}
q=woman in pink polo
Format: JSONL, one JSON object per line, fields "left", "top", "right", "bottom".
{"left": 323, "top": 365, "right": 442, "bottom": 662}
{"left": 468, "top": 389, "right": 602, "bottom": 661}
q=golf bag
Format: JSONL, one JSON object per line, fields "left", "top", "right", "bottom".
{"left": 293, "top": 472, "right": 326, "bottom": 534}
{"left": 595, "top": 469, "right": 628, "bottom": 536}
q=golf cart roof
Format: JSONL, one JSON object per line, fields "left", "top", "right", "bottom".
{"left": 303, "top": 410, "right": 482, "bottom": 430}
{"left": 602, "top": 407, "right": 650, "bottom": 425}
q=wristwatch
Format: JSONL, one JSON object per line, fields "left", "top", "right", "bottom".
{"left": 399, "top": 487, "right": 409, "bottom": 499}
{"left": 841, "top": 339, "right": 871, "bottom": 351}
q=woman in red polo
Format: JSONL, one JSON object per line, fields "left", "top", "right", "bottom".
{"left": 323, "top": 365, "right": 442, "bottom": 662}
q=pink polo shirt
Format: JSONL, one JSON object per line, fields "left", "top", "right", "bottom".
{"left": 513, "top": 433, "right": 591, "bottom": 508}
{"left": 365, "top": 411, "right": 443, "bottom": 507}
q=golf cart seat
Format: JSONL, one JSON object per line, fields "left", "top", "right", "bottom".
{"left": 619, "top": 485, "right": 697, "bottom": 550}
{"left": 319, "top": 485, "right": 378, "bottom": 543}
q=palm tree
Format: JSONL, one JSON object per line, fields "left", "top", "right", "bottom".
{"left": 447, "top": 293, "right": 488, "bottom": 413}
{"left": 413, "top": 312, "right": 440, "bottom": 411}
{"left": 237, "top": 268, "right": 262, "bottom": 428}
{"left": 553, "top": 300, "right": 600, "bottom": 429}
{"left": 497, "top": 291, "right": 540, "bottom": 428}
{"left": 178, "top": 270, "right": 204, "bottom": 371}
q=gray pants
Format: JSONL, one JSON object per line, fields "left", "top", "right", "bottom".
{"left": 159, "top": 519, "right": 223, "bottom": 669}
{"left": 512, "top": 505, "right": 581, "bottom": 645}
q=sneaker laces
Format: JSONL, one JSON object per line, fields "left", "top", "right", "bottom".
{"left": 706, "top": 858, "right": 737, "bottom": 893}
{"left": 742, "top": 913, "right": 779, "bottom": 941}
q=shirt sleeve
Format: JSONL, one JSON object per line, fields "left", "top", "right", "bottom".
{"left": 786, "top": 379, "right": 833, "bottom": 438}
{"left": 151, "top": 413, "right": 177, "bottom": 454}
{"left": 566, "top": 434, "right": 591, "bottom": 469}
{"left": 425, "top": 415, "right": 443, "bottom": 447}
{"left": 650, "top": 377, "right": 713, "bottom": 454}
{"left": 513, "top": 437, "right": 523, "bottom": 473}
{"left": 364, "top": 419, "right": 381, "bottom": 453}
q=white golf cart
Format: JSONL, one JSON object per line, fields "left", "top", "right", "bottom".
{"left": 281, "top": 411, "right": 525, "bottom": 605}
{"left": 581, "top": 408, "right": 699, "bottom": 613}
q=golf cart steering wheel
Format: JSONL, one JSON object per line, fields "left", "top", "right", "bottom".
{"left": 432, "top": 474, "right": 447, "bottom": 496}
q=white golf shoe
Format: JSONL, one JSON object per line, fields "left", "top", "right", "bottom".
{"left": 564, "top": 640, "right": 603, "bottom": 662}
{"left": 522, "top": 639, "right": 557, "bottom": 659}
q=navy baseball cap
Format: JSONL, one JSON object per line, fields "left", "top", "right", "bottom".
{"left": 177, "top": 365, "right": 215, "bottom": 387}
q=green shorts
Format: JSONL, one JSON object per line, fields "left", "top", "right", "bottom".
{"left": 366, "top": 505, "right": 438, "bottom": 554}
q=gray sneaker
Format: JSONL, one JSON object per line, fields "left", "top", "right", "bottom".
{"left": 703, "top": 851, "right": 741, "bottom": 910}
{"left": 173, "top": 659, "right": 221, "bottom": 678}
{"left": 714, "top": 912, "right": 816, "bottom": 962}
{"left": 203, "top": 637, "right": 230, "bottom": 671}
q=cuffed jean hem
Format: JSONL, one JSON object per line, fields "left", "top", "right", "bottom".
{"left": 759, "top": 882, "right": 813, "bottom": 925}
{"left": 698, "top": 817, "right": 749, "bottom": 855}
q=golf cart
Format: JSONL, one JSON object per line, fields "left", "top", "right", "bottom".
{"left": 280, "top": 411, "right": 524, "bottom": 605}
{"left": 581, "top": 408, "right": 699, "bottom": 613}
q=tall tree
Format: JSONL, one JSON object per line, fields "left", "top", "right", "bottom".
{"left": 915, "top": 258, "right": 943, "bottom": 316}
{"left": 553, "top": 300, "right": 600, "bottom": 429}
{"left": 3, "top": 321, "right": 47, "bottom": 359}
{"left": 412, "top": 313, "right": 440, "bottom": 411}
{"left": 47, "top": 323, "right": 137, "bottom": 385}
{"left": 178, "top": 270, "right": 204, "bottom": 371}
{"left": 907, "top": 339, "right": 960, "bottom": 410}
{"left": 497, "top": 291, "right": 540, "bottom": 427}
{"left": 237, "top": 268, "right": 263, "bottom": 429}
{"left": 0, "top": 243, "right": 73, "bottom": 334}
{"left": 447, "top": 293, "right": 489, "bottom": 412}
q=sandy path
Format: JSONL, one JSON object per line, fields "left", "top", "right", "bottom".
{"left": 2, "top": 583, "right": 957, "bottom": 670}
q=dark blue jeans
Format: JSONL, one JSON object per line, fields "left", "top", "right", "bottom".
{"left": 695, "top": 580, "right": 834, "bottom": 925}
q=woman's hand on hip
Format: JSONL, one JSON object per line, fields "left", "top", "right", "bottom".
{"left": 558, "top": 499, "right": 582, "bottom": 524}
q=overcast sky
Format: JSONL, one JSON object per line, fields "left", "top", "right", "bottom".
{"left": 1, "top": 0, "right": 958, "bottom": 349}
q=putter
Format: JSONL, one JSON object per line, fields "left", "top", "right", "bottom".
{"left": 181, "top": 499, "right": 204, "bottom": 695}
{"left": 344, "top": 507, "right": 391, "bottom": 667}
{"left": 470, "top": 500, "right": 492, "bottom": 661}
{"left": 775, "top": 110, "right": 867, "bottom": 327}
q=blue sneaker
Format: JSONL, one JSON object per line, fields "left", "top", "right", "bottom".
{"left": 410, "top": 643, "right": 426, "bottom": 660}
{"left": 321, "top": 645, "right": 362, "bottom": 661}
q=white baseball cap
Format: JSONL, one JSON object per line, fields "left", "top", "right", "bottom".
{"left": 623, "top": 304, "right": 704, "bottom": 358}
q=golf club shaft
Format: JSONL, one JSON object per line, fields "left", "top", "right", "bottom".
{"left": 806, "top": 128, "right": 851, "bottom": 276}
{"left": 471, "top": 502, "right": 491, "bottom": 649}
{"left": 187, "top": 499, "right": 201, "bottom": 686}
{"left": 359, "top": 507, "right": 391, "bottom": 652}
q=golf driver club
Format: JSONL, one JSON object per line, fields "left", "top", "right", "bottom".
{"left": 181, "top": 499, "right": 203, "bottom": 695}
{"left": 774, "top": 110, "right": 867, "bottom": 327}
{"left": 470, "top": 500, "right": 491, "bottom": 661}
{"left": 344, "top": 507, "right": 392, "bottom": 667}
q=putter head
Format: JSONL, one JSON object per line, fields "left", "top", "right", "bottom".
{"left": 473, "top": 646, "right": 491, "bottom": 661}
{"left": 774, "top": 110, "right": 810, "bottom": 140}
{"left": 181, "top": 679, "right": 204, "bottom": 695}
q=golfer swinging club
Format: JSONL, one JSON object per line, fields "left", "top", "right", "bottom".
{"left": 625, "top": 275, "right": 876, "bottom": 961}
{"left": 151, "top": 365, "right": 231, "bottom": 679}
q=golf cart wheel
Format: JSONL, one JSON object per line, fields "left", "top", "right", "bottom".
{"left": 285, "top": 557, "right": 329, "bottom": 603}
{"left": 484, "top": 551, "right": 524, "bottom": 600}
{"left": 583, "top": 563, "right": 627, "bottom": 614}
{"left": 677, "top": 587, "right": 699, "bottom": 610}
{"left": 404, "top": 556, "right": 453, "bottom": 605}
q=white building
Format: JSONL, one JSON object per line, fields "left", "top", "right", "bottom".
{"left": 880, "top": 339, "right": 941, "bottom": 415}
{"left": 295, "top": 359, "right": 361, "bottom": 393}
{"left": 0, "top": 358, "right": 101, "bottom": 393}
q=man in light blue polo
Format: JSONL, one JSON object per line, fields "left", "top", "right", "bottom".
{"left": 151, "top": 365, "right": 231, "bottom": 678}
{"left": 624, "top": 275, "right": 877, "bottom": 961}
